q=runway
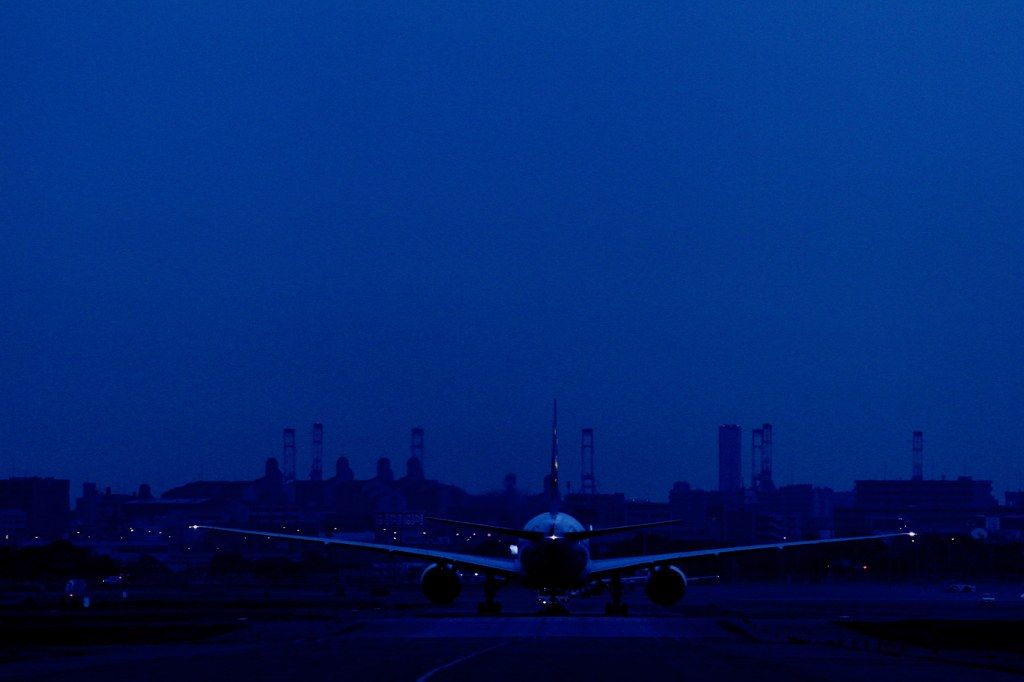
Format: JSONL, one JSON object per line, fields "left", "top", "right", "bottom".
{"left": 5, "top": 583, "right": 1024, "bottom": 681}
{"left": 8, "top": 618, "right": 1022, "bottom": 682}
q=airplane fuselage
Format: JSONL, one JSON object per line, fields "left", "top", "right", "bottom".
{"left": 516, "top": 512, "right": 591, "bottom": 589}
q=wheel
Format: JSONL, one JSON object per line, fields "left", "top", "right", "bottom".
{"left": 478, "top": 601, "right": 486, "bottom": 615}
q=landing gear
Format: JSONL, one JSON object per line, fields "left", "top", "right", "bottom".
{"left": 605, "top": 573, "right": 628, "bottom": 616}
{"left": 477, "top": 572, "right": 506, "bottom": 615}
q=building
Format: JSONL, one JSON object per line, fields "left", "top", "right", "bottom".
{"left": 0, "top": 477, "right": 69, "bottom": 540}
{"left": 756, "top": 484, "right": 835, "bottom": 539}
{"left": 835, "top": 477, "right": 997, "bottom": 536}
{"left": 718, "top": 425, "right": 742, "bottom": 491}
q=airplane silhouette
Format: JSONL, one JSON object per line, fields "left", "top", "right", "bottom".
{"left": 197, "top": 400, "right": 910, "bottom": 615}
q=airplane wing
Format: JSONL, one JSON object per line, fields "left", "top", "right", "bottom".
{"left": 589, "top": 532, "right": 912, "bottom": 579}
{"left": 193, "top": 525, "right": 519, "bottom": 580}
{"left": 565, "top": 519, "right": 681, "bottom": 541}
{"left": 423, "top": 517, "right": 681, "bottom": 542}
{"left": 424, "top": 517, "right": 544, "bottom": 541}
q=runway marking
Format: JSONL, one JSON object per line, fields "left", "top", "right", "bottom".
{"left": 414, "top": 640, "right": 513, "bottom": 682}
{"left": 331, "top": 617, "right": 717, "bottom": 639}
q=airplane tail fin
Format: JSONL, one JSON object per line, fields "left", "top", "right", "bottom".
{"left": 550, "top": 398, "right": 559, "bottom": 517}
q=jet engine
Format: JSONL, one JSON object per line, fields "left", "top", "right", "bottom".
{"left": 420, "top": 564, "right": 462, "bottom": 604}
{"left": 643, "top": 566, "right": 686, "bottom": 606}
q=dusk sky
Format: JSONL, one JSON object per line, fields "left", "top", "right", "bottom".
{"left": 2, "top": 2, "right": 1023, "bottom": 503}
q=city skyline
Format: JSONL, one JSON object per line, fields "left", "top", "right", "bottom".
{"left": 9, "top": 420, "right": 1012, "bottom": 505}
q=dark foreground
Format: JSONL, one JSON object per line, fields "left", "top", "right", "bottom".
{"left": 4, "top": 582, "right": 1024, "bottom": 681}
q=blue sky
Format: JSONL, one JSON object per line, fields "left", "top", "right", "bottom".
{"left": 2, "top": 2, "right": 1023, "bottom": 501}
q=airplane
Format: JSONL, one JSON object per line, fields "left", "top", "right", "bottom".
{"left": 195, "top": 400, "right": 912, "bottom": 615}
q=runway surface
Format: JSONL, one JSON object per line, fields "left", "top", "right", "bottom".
{"left": 5, "top": 583, "right": 1024, "bottom": 681}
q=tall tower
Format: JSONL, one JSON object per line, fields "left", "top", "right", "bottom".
{"left": 282, "top": 428, "right": 296, "bottom": 485}
{"left": 912, "top": 430, "right": 923, "bottom": 481}
{"left": 718, "top": 425, "right": 742, "bottom": 491}
{"left": 310, "top": 422, "right": 323, "bottom": 481}
{"left": 751, "top": 428, "right": 764, "bottom": 491}
{"left": 760, "top": 423, "right": 775, "bottom": 492}
{"left": 411, "top": 428, "right": 424, "bottom": 469}
{"left": 581, "top": 428, "right": 597, "bottom": 496}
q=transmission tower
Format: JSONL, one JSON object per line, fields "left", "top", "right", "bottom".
{"left": 310, "top": 422, "right": 323, "bottom": 481}
{"left": 581, "top": 428, "right": 597, "bottom": 495}
{"left": 912, "top": 431, "right": 923, "bottom": 481}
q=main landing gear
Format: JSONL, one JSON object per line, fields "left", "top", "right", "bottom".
{"left": 604, "top": 574, "right": 628, "bottom": 616}
{"left": 477, "top": 572, "right": 507, "bottom": 615}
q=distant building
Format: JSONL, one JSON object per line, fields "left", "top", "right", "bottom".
{"left": 668, "top": 482, "right": 724, "bottom": 540}
{"left": 75, "top": 483, "right": 135, "bottom": 532}
{"left": 718, "top": 425, "right": 742, "bottom": 491}
{"left": 563, "top": 492, "right": 626, "bottom": 529}
{"left": 0, "top": 477, "right": 69, "bottom": 540}
{"left": 835, "top": 477, "right": 997, "bottom": 536}
{"left": 756, "top": 484, "right": 835, "bottom": 539}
